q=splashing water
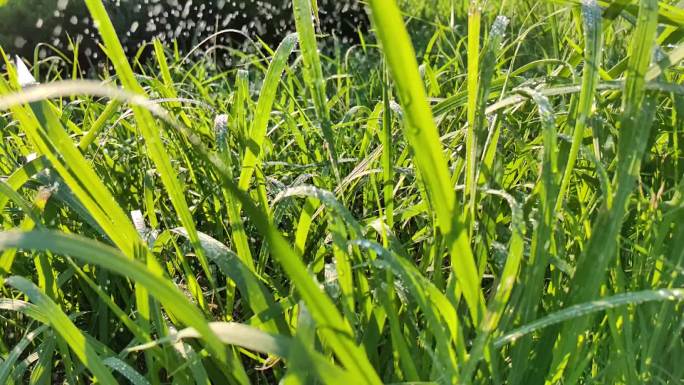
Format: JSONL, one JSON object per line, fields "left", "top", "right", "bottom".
{"left": 0, "top": 0, "right": 369, "bottom": 70}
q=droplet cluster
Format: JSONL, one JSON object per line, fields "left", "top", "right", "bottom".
{"left": 0, "top": 0, "right": 369, "bottom": 69}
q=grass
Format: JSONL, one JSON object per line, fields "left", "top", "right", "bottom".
{"left": 0, "top": 0, "right": 683, "bottom": 384}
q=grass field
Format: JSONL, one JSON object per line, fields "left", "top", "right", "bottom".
{"left": 1, "top": 0, "right": 683, "bottom": 384}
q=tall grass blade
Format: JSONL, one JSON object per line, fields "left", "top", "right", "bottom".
{"left": 237, "top": 34, "right": 297, "bottom": 193}
{"left": 546, "top": 0, "right": 660, "bottom": 381}
{"left": 82, "top": 0, "right": 214, "bottom": 287}
{"left": 292, "top": 0, "right": 340, "bottom": 180}
{"left": 4, "top": 276, "right": 118, "bottom": 385}
{"left": 0, "top": 231, "right": 226, "bottom": 360}
{"left": 556, "top": 0, "right": 602, "bottom": 210}
{"left": 496, "top": 289, "right": 684, "bottom": 348}
{"left": 366, "top": 0, "right": 484, "bottom": 324}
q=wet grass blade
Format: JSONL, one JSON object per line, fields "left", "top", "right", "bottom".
{"left": 465, "top": 0, "right": 481, "bottom": 219}
{"left": 153, "top": 107, "right": 383, "bottom": 382}
{"left": 233, "top": 35, "right": 296, "bottom": 272}
{"left": 460, "top": 189, "right": 525, "bottom": 383}
{"left": 556, "top": 0, "right": 602, "bottom": 210}
{"left": 4, "top": 276, "right": 119, "bottom": 385}
{"left": 496, "top": 289, "right": 684, "bottom": 348}
{"left": 0, "top": 69, "right": 140, "bottom": 257}
{"left": 547, "top": 0, "right": 660, "bottom": 381}
{"left": 0, "top": 324, "right": 50, "bottom": 384}
{"left": 83, "top": 0, "right": 214, "bottom": 287}
{"left": 0, "top": 230, "right": 226, "bottom": 361}
{"left": 292, "top": 0, "right": 340, "bottom": 180}
{"left": 237, "top": 34, "right": 297, "bottom": 193}
{"left": 366, "top": 0, "right": 484, "bottom": 324}
{"left": 170, "top": 227, "right": 288, "bottom": 333}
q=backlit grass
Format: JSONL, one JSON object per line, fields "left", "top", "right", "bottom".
{"left": 0, "top": 0, "right": 683, "bottom": 384}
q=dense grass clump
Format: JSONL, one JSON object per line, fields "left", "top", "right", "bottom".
{"left": 0, "top": 0, "right": 683, "bottom": 384}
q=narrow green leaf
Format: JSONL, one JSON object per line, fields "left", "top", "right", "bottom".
{"left": 292, "top": 0, "right": 340, "bottom": 179}
{"left": 366, "top": 0, "right": 484, "bottom": 324}
{"left": 83, "top": 0, "right": 214, "bottom": 287}
{"left": 4, "top": 276, "right": 118, "bottom": 385}
{"left": 0, "top": 231, "right": 226, "bottom": 361}
{"left": 496, "top": 289, "right": 684, "bottom": 348}
{"left": 556, "top": 0, "right": 602, "bottom": 210}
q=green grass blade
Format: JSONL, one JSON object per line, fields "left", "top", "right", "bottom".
{"left": 495, "top": 289, "right": 684, "bottom": 348}
{"left": 366, "top": 0, "right": 484, "bottom": 324}
{"left": 465, "top": 0, "right": 481, "bottom": 220}
{"left": 82, "top": 0, "right": 214, "bottom": 286}
{"left": 555, "top": 0, "right": 602, "bottom": 210}
{"left": 214, "top": 114, "right": 255, "bottom": 275}
{"left": 292, "top": 0, "right": 340, "bottom": 180}
{"left": 0, "top": 324, "right": 50, "bottom": 384}
{"left": 0, "top": 77, "right": 139, "bottom": 257}
{"left": 380, "top": 66, "right": 394, "bottom": 230}
{"left": 160, "top": 117, "right": 383, "bottom": 384}
{"left": 504, "top": 87, "right": 562, "bottom": 385}
{"left": 102, "top": 357, "right": 150, "bottom": 385}
{"left": 129, "top": 321, "right": 358, "bottom": 384}
{"left": 0, "top": 155, "right": 48, "bottom": 213}
{"left": 546, "top": 0, "right": 660, "bottom": 381}
{"left": 459, "top": 189, "right": 525, "bottom": 382}
{"left": 237, "top": 33, "right": 296, "bottom": 186}
{"left": 170, "top": 227, "right": 288, "bottom": 333}
{"left": 232, "top": 35, "right": 297, "bottom": 273}
{"left": 0, "top": 179, "right": 43, "bottom": 227}
{"left": 4, "top": 276, "right": 118, "bottom": 385}
{"left": 78, "top": 99, "right": 121, "bottom": 150}
{"left": 353, "top": 239, "right": 463, "bottom": 381}
{"left": 0, "top": 298, "right": 47, "bottom": 322}
{"left": 0, "top": 230, "right": 226, "bottom": 361}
